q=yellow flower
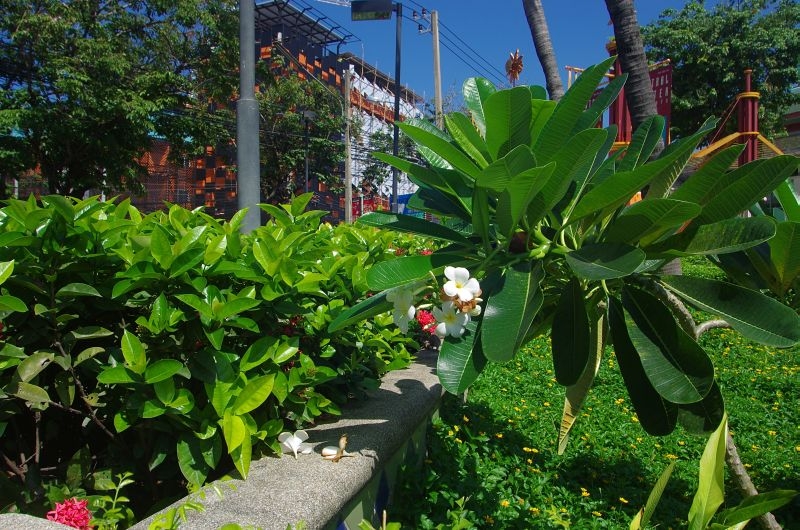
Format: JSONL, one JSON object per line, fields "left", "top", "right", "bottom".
{"left": 543, "top": 401, "right": 551, "bottom": 407}
{"left": 619, "top": 497, "right": 629, "bottom": 504}
{"left": 530, "top": 507, "right": 540, "bottom": 515}
{"left": 768, "top": 430, "right": 776, "bottom": 436}
{"left": 463, "top": 415, "right": 469, "bottom": 422}
{"left": 666, "top": 453, "right": 678, "bottom": 460}
{"left": 592, "top": 511, "right": 602, "bottom": 517}
{"left": 495, "top": 433, "right": 503, "bottom": 439}
{"left": 581, "top": 487, "right": 590, "bottom": 497}
{"left": 500, "top": 499, "right": 510, "bottom": 508}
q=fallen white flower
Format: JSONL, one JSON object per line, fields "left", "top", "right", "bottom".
{"left": 278, "top": 430, "right": 313, "bottom": 459}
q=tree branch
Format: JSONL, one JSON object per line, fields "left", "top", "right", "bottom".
{"left": 695, "top": 319, "right": 731, "bottom": 337}
{"left": 726, "top": 432, "right": 783, "bottom": 530}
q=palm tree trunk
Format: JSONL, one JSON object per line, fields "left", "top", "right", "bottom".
{"left": 522, "top": 0, "right": 564, "bottom": 101}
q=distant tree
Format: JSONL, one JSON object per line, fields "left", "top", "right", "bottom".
{"left": 522, "top": 0, "right": 564, "bottom": 100}
{"left": 358, "top": 129, "right": 416, "bottom": 197}
{"left": 642, "top": 0, "right": 800, "bottom": 140}
{"left": 256, "top": 64, "right": 347, "bottom": 204}
{"left": 0, "top": 0, "right": 238, "bottom": 197}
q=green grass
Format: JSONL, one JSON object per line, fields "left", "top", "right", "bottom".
{"left": 393, "top": 265, "right": 799, "bottom": 528}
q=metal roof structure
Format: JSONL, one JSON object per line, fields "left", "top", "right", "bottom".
{"left": 255, "top": 0, "right": 357, "bottom": 52}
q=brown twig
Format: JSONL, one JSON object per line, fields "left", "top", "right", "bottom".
{"left": 0, "top": 450, "right": 25, "bottom": 480}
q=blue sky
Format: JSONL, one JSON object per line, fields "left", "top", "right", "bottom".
{"left": 305, "top": 1, "right": 718, "bottom": 103}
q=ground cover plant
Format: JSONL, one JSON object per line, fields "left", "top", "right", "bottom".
{"left": 0, "top": 193, "right": 418, "bottom": 525}
{"left": 393, "top": 297, "right": 800, "bottom": 528}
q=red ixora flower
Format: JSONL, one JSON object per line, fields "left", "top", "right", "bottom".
{"left": 46, "top": 498, "right": 93, "bottom": 530}
{"left": 419, "top": 249, "right": 432, "bottom": 256}
{"left": 416, "top": 309, "right": 437, "bottom": 334}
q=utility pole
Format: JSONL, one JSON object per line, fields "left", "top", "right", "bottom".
{"left": 344, "top": 69, "right": 353, "bottom": 223}
{"left": 390, "top": 2, "right": 403, "bottom": 214}
{"left": 237, "top": 0, "right": 260, "bottom": 233}
{"left": 431, "top": 10, "right": 443, "bottom": 129}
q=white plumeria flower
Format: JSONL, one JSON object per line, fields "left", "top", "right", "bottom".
{"left": 386, "top": 286, "right": 416, "bottom": 333}
{"left": 442, "top": 266, "right": 481, "bottom": 303}
{"left": 433, "top": 301, "right": 470, "bottom": 339}
{"left": 278, "top": 430, "right": 313, "bottom": 459}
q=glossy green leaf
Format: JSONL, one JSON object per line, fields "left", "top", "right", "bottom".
{"left": 16, "top": 351, "right": 54, "bottom": 382}
{"left": 472, "top": 187, "right": 490, "bottom": 248}
{"left": 695, "top": 155, "right": 799, "bottom": 225}
{"left": 144, "top": 359, "right": 184, "bottom": 384}
{"left": 176, "top": 436, "right": 210, "bottom": 487}
{"left": 574, "top": 73, "right": 626, "bottom": 134}
{"left": 661, "top": 275, "right": 800, "bottom": 347}
{"left": 141, "top": 399, "right": 167, "bottom": 419}
{"left": 398, "top": 122, "right": 481, "bottom": 179}
{"left": 327, "top": 290, "right": 392, "bottom": 333}
{"left": 617, "top": 115, "right": 666, "bottom": 172}
{"left": 150, "top": 225, "right": 173, "bottom": 269}
{"left": 56, "top": 283, "right": 102, "bottom": 298}
{"left": 153, "top": 377, "right": 176, "bottom": 404}
{"left": 484, "top": 86, "right": 532, "bottom": 159}
{"left": 688, "top": 414, "right": 727, "bottom": 530}
{"left": 647, "top": 117, "right": 717, "bottom": 199}
{"left": 604, "top": 199, "right": 701, "bottom": 244}
{"left": 773, "top": 179, "right": 800, "bottom": 221}
{"left": 230, "top": 432, "right": 252, "bottom": 479}
{"left": 220, "top": 413, "right": 247, "bottom": 452}
{"left": 71, "top": 326, "right": 114, "bottom": 341}
{"left": 169, "top": 247, "right": 204, "bottom": 278}
{"left": 232, "top": 374, "right": 275, "bottom": 415}
{"left": 482, "top": 263, "right": 544, "bottom": 362}
{"left": 0, "top": 260, "right": 13, "bottom": 285}
{"left": 630, "top": 460, "right": 677, "bottom": 530}
{"left": 11, "top": 382, "right": 50, "bottom": 404}
{"left": 475, "top": 144, "right": 537, "bottom": 192}
{"left": 121, "top": 330, "right": 147, "bottom": 375}
{"left": 437, "top": 319, "right": 486, "bottom": 394}
{"left": 622, "top": 286, "right": 715, "bottom": 404}
{"left": 566, "top": 243, "right": 646, "bottom": 280}
{"left": 462, "top": 77, "right": 496, "bottom": 137}
{"left": 669, "top": 144, "right": 745, "bottom": 204}
{"left": 215, "top": 297, "right": 261, "bottom": 320}
{"left": 204, "top": 327, "right": 224, "bottom": 351}
{"left": 529, "top": 99, "right": 557, "bottom": 146}
{"left": 74, "top": 347, "right": 104, "bottom": 367}
{"left": 497, "top": 164, "right": 556, "bottom": 236}
{"left": 551, "top": 279, "right": 590, "bottom": 386}
{"left": 445, "top": 112, "right": 490, "bottom": 167}
{"left": 608, "top": 297, "right": 678, "bottom": 436}
{"left": 357, "top": 212, "right": 471, "bottom": 244}
{"left": 678, "top": 381, "right": 725, "bottom": 435}
{"left": 204, "top": 234, "right": 227, "bottom": 265}
{"left": 97, "top": 366, "right": 139, "bottom": 384}
{"left": 0, "top": 295, "right": 26, "bottom": 312}
{"left": 366, "top": 253, "right": 472, "bottom": 291}
{"left": 770, "top": 221, "right": 800, "bottom": 292}
{"left": 647, "top": 216, "right": 776, "bottom": 257}
{"left": 713, "top": 490, "right": 798, "bottom": 528}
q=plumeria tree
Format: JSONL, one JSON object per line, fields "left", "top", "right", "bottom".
{"left": 329, "top": 56, "right": 800, "bottom": 451}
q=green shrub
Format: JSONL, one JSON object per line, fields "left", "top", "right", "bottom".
{"left": 0, "top": 193, "right": 414, "bottom": 518}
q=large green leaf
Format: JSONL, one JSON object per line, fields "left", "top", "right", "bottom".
{"left": 770, "top": 221, "right": 800, "bottom": 292}
{"left": 617, "top": 115, "right": 666, "bottom": 173}
{"left": 712, "top": 490, "right": 798, "bottom": 529}
{"left": 629, "top": 461, "right": 677, "bottom": 530}
{"left": 622, "top": 285, "right": 715, "bottom": 404}
{"left": 669, "top": 144, "right": 745, "bottom": 204}
{"left": 574, "top": 73, "right": 627, "bottom": 134}
{"left": 645, "top": 216, "right": 776, "bottom": 257}
{"left": 462, "top": 77, "right": 496, "bottom": 137}
{"left": 566, "top": 243, "right": 646, "bottom": 280}
{"left": 121, "top": 330, "right": 147, "bottom": 375}
{"left": 551, "top": 278, "right": 590, "bottom": 386}
{"left": 608, "top": 297, "right": 678, "bottom": 436}
{"left": 529, "top": 99, "right": 557, "bottom": 146}
{"left": 437, "top": 319, "right": 486, "bottom": 394}
{"left": 366, "top": 253, "right": 472, "bottom": 291}
{"left": 773, "top": 179, "right": 800, "bottom": 222}
{"left": 646, "top": 118, "right": 717, "bottom": 199}
{"left": 482, "top": 263, "right": 544, "bottom": 362}
{"left": 497, "top": 164, "right": 556, "bottom": 236}
{"left": 534, "top": 57, "right": 616, "bottom": 163}
{"left": 0, "top": 295, "right": 26, "bottom": 312}
{"left": 10, "top": 382, "right": 51, "bottom": 404}
{"left": 176, "top": 436, "right": 211, "bottom": 486}
{"left": 56, "top": 283, "right": 102, "bottom": 298}
{"left": 398, "top": 122, "right": 481, "bottom": 179}
{"left": 144, "top": 360, "right": 184, "bottom": 384}
{"left": 445, "top": 112, "right": 490, "bottom": 167}
{"left": 0, "top": 260, "right": 13, "bottom": 285}
{"left": 688, "top": 414, "right": 727, "bottom": 530}
{"left": 660, "top": 275, "right": 800, "bottom": 347}
{"left": 484, "top": 87, "right": 532, "bottom": 159}
{"left": 327, "top": 290, "right": 392, "bottom": 333}
{"left": 230, "top": 431, "right": 252, "bottom": 479}
{"left": 678, "top": 381, "right": 725, "bottom": 435}
{"left": 475, "top": 145, "right": 537, "bottom": 192}
{"left": 356, "top": 212, "right": 470, "bottom": 244}
{"left": 149, "top": 224, "right": 174, "bottom": 270}
{"left": 604, "top": 199, "right": 701, "bottom": 244}
{"left": 232, "top": 374, "right": 275, "bottom": 415}
{"left": 220, "top": 413, "right": 247, "bottom": 453}
{"left": 694, "top": 155, "right": 800, "bottom": 225}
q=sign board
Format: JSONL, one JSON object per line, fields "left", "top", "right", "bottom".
{"left": 351, "top": 0, "right": 393, "bottom": 20}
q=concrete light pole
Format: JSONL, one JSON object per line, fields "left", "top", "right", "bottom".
{"left": 237, "top": 0, "right": 261, "bottom": 233}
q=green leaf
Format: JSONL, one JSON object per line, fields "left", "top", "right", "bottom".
{"left": 444, "top": 112, "right": 490, "bottom": 167}
{"left": 357, "top": 212, "right": 471, "bottom": 244}
{"left": 622, "top": 285, "right": 715, "bottom": 404}
{"left": 0, "top": 295, "right": 27, "bottom": 312}
{"left": 176, "top": 436, "right": 210, "bottom": 487}
{"left": 482, "top": 263, "right": 544, "bottom": 362}
{"left": 669, "top": 144, "right": 745, "bottom": 204}
{"left": 70, "top": 326, "right": 114, "bottom": 341}
{"left": 574, "top": 73, "right": 627, "bottom": 134}
{"left": 773, "top": 179, "right": 800, "bottom": 221}
{"left": 142, "top": 399, "right": 167, "bottom": 419}
{"left": 437, "top": 319, "right": 486, "bottom": 394}
{"left": 604, "top": 199, "right": 701, "bottom": 244}
{"left": 462, "top": 77, "right": 496, "bottom": 137}
{"left": 327, "top": 290, "right": 393, "bottom": 333}
{"left": 678, "top": 381, "right": 725, "bottom": 435}
{"left": 688, "top": 414, "right": 727, "bottom": 530}
{"left": 646, "top": 216, "right": 777, "bottom": 257}
{"left": 16, "top": 351, "right": 54, "bottom": 382}
{"left": 497, "top": 164, "right": 556, "bottom": 236}
{"left": 398, "top": 122, "right": 481, "bottom": 179}
{"left": 144, "top": 360, "right": 184, "bottom": 384}
{"left": 0, "top": 260, "right": 13, "bottom": 285}
{"left": 11, "top": 382, "right": 50, "bottom": 404}
{"left": 150, "top": 225, "right": 174, "bottom": 270}
{"left": 153, "top": 377, "right": 176, "bottom": 404}
{"left": 714, "top": 490, "right": 798, "bottom": 528}
{"left": 617, "top": 115, "right": 666, "bottom": 172}
{"left": 230, "top": 432, "right": 252, "bottom": 479}
{"left": 484, "top": 87, "right": 532, "bottom": 159}
{"left": 694, "top": 155, "right": 799, "bottom": 225}
{"left": 232, "top": 374, "right": 275, "bottom": 415}
{"left": 56, "top": 283, "right": 102, "bottom": 298}
{"left": 204, "top": 234, "right": 227, "bottom": 265}
{"left": 54, "top": 371, "right": 75, "bottom": 406}
{"left": 472, "top": 187, "right": 490, "bottom": 248}
{"left": 97, "top": 366, "right": 139, "bottom": 384}
{"left": 169, "top": 247, "right": 205, "bottom": 278}
{"left": 366, "top": 253, "right": 472, "bottom": 291}
{"left": 74, "top": 347, "right": 104, "bottom": 367}
{"left": 121, "top": 330, "right": 147, "bottom": 375}
{"left": 551, "top": 279, "right": 590, "bottom": 386}
{"left": 220, "top": 413, "right": 247, "bottom": 453}
{"left": 647, "top": 118, "right": 717, "bottom": 199}
{"left": 660, "top": 275, "right": 800, "bottom": 347}
{"left": 630, "top": 461, "right": 677, "bottom": 530}
{"left": 770, "top": 221, "right": 800, "bottom": 292}
{"left": 475, "top": 144, "right": 537, "bottom": 192}
{"left": 215, "top": 297, "right": 261, "bottom": 320}
{"left": 566, "top": 243, "right": 646, "bottom": 280}
{"left": 608, "top": 297, "right": 678, "bottom": 436}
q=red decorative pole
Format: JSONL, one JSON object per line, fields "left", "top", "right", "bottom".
{"left": 738, "top": 69, "right": 760, "bottom": 166}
